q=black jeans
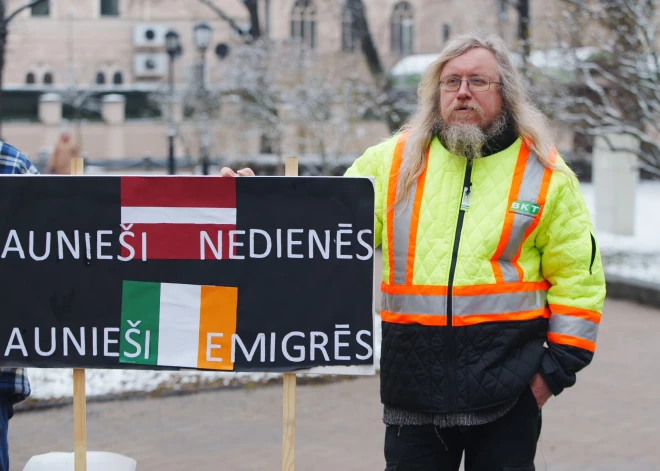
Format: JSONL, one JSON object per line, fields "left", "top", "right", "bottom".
{"left": 384, "top": 387, "right": 542, "bottom": 471}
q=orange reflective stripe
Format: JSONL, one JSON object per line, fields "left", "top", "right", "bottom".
{"left": 406, "top": 147, "right": 430, "bottom": 285}
{"left": 453, "top": 280, "right": 550, "bottom": 296}
{"left": 549, "top": 304, "right": 602, "bottom": 324}
{"left": 547, "top": 332, "right": 596, "bottom": 352}
{"left": 452, "top": 308, "right": 550, "bottom": 327}
{"left": 491, "top": 143, "right": 529, "bottom": 283}
{"left": 387, "top": 135, "right": 407, "bottom": 285}
{"left": 381, "top": 281, "right": 549, "bottom": 296}
{"left": 381, "top": 310, "right": 447, "bottom": 326}
{"left": 511, "top": 150, "right": 556, "bottom": 267}
{"left": 381, "top": 281, "right": 449, "bottom": 296}
{"left": 382, "top": 309, "right": 549, "bottom": 327}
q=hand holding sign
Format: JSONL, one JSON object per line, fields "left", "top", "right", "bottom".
{"left": 221, "top": 167, "right": 255, "bottom": 177}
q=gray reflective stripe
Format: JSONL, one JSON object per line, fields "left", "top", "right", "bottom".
{"left": 383, "top": 289, "right": 547, "bottom": 317}
{"left": 382, "top": 293, "right": 447, "bottom": 315}
{"left": 392, "top": 178, "right": 417, "bottom": 284}
{"left": 497, "top": 150, "right": 546, "bottom": 282}
{"left": 549, "top": 315, "right": 599, "bottom": 343}
{"left": 453, "top": 290, "right": 547, "bottom": 316}
{"left": 499, "top": 262, "right": 520, "bottom": 284}
{"left": 517, "top": 150, "right": 546, "bottom": 203}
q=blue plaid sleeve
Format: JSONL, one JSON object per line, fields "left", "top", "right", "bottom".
{"left": 0, "top": 141, "right": 39, "bottom": 174}
{"left": 0, "top": 369, "right": 30, "bottom": 403}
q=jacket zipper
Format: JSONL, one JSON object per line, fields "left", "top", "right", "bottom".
{"left": 446, "top": 162, "right": 473, "bottom": 412}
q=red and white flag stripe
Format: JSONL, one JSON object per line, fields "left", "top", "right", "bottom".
{"left": 120, "top": 177, "right": 237, "bottom": 260}
{"left": 121, "top": 207, "right": 236, "bottom": 225}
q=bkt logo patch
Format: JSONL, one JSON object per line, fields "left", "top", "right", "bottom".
{"left": 509, "top": 200, "right": 541, "bottom": 217}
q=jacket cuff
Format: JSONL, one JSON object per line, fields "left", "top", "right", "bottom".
{"left": 539, "top": 351, "right": 575, "bottom": 396}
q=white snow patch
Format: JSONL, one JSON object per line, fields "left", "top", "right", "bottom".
{"left": 27, "top": 369, "right": 278, "bottom": 400}
{"left": 581, "top": 181, "right": 660, "bottom": 284}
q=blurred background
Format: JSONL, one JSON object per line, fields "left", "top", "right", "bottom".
{"left": 0, "top": 0, "right": 657, "bottom": 181}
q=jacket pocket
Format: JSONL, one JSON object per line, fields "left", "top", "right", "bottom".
{"left": 589, "top": 232, "right": 596, "bottom": 274}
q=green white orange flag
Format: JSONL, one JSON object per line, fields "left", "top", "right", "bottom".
{"left": 119, "top": 281, "right": 238, "bottom": 370}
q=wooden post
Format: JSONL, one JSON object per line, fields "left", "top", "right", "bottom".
{"left": 71, "top": 157, "right": 87, "bottom": 471}
{"left": 73, "top": 369, "right": 87, "bottom": 471}
{"left": 282, "top": 157, "right": 298, "bottom": 471}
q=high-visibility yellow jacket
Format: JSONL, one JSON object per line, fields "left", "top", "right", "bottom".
{"left": 345, "top": 133, "right": 606, "bottom": 413}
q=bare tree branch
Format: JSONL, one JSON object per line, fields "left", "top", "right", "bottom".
{"left": 548, "top": 0, "right": 660, "bottom": 173}
{"left": 198, "top": 0, "right": 249, "bottom": 38}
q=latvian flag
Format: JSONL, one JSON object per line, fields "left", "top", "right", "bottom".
{"left": 119, "top": 281, "right": 238, "bottom": 371}
{"left": 120, "top": 177, "right": 236, "bottom": 260}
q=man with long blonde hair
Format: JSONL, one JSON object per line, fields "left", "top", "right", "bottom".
{"left": 221, "top": 30, "right": 605, "bottom": 471}
{"left": 342, "top": 31, "right": 605, "bottom": 470}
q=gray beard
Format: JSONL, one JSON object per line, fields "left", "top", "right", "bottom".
{"left": 440, "top": 112, "right": 508, "bottom": 160}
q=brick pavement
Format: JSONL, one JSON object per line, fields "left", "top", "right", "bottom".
{"left": 9, "top": 298, "right": 660, "bottom": 470}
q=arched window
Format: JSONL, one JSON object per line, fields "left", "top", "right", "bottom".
{"left": 391, "top": 2, "right": 414, "bottom": 56}
{"left": 96, "top": 72, "right": 106, "bottom": 85}
{"left": 291, "top": 0, "right": 316, "bottom": 49}
{"left": 341, "top": 3, "right": 359, "bottom": 52}
{"left": 43, "top": 72, "right": 54, "bottom": 85}
{"left": 26, "top": 72, "right": 36, "bottom": 84}
{"left": 113, "top": 71, "right": 123, "bottom": 85}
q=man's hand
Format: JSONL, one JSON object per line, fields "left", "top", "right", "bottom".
{"left": 529, "top": 373, "right": 553, "bottom": 409}
{"left": 220, "top": 167, "right": 255, "bottom": 177}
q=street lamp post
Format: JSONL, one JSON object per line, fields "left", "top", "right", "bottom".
{"left": 165, "top": 30, "right": 181, "bottom": 175}
{"left": 193, "top": 22, "right": 212, "bottom": 175}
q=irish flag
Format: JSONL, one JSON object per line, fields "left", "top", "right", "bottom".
{"left": 120, "top": 177, "right": 236, "bottom": 260}
{"left": 119, "top": 281, "right": 238, "bottom": 371}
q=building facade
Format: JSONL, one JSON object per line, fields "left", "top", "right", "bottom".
{"left": 2, "top": 0, "right": 568, "bottom": 170}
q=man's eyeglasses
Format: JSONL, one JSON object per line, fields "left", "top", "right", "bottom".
{"left": 440, "top": 76, "right": 501, "bottom": 93}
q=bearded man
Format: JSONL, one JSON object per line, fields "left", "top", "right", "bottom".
{"left": 221, "top": 31, "right": 605, "bottom": 471}
{"left": 343, "top": 32, "right": 606, "bottom": 470}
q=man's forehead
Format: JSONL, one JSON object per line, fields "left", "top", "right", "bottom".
{"left": 441, "top": 48, "right": 499, "bottom": 77}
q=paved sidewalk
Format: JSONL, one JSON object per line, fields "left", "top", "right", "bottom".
{"left": 9, "top": 298, "right": 660, "bottom": 470}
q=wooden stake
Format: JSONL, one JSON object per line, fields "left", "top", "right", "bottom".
{"left": 71, "top": 157, "right": 87, "bottom": 471}
{"left": 73, "top": 369, "right": 87, "bottom": 471}
{"left": 282, "top": 157, "right": 298, "bottom": 471}
{"left": 282, "top": 373, "right": 296, "bottom": 471}
{"left": 71, "top": 158, "right": 84, "bottom": 177}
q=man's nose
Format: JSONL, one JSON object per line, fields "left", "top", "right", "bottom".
{"left": 456, "top": 80, "right": 472, "bottom": 99}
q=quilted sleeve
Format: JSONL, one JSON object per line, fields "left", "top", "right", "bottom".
{"left": 344, "top": 145, "right": 387, "bottom": 248}
{"left": 535, "top": 173, "right": 606, "bottom": 396}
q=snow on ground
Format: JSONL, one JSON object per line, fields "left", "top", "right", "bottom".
{"left": 26, "top": 369, "right": 280, "bottom": 400}
{"left": 25, "top": 181, "right": 659, "bottom": 401}
{"left": 581, "top": 181, "right": 660, "bottom": 284}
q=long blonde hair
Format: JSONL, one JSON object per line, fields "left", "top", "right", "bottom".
{"left": 396, "top": 31, "right": 572, "bottom": 205}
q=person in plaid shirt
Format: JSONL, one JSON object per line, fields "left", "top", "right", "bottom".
{"left": 0, "top": 140, "right": 37, "bottom": 470}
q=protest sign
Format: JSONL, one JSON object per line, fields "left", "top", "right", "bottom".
{"left": 0, "top": 175, "right": 375, "bottom": 374}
